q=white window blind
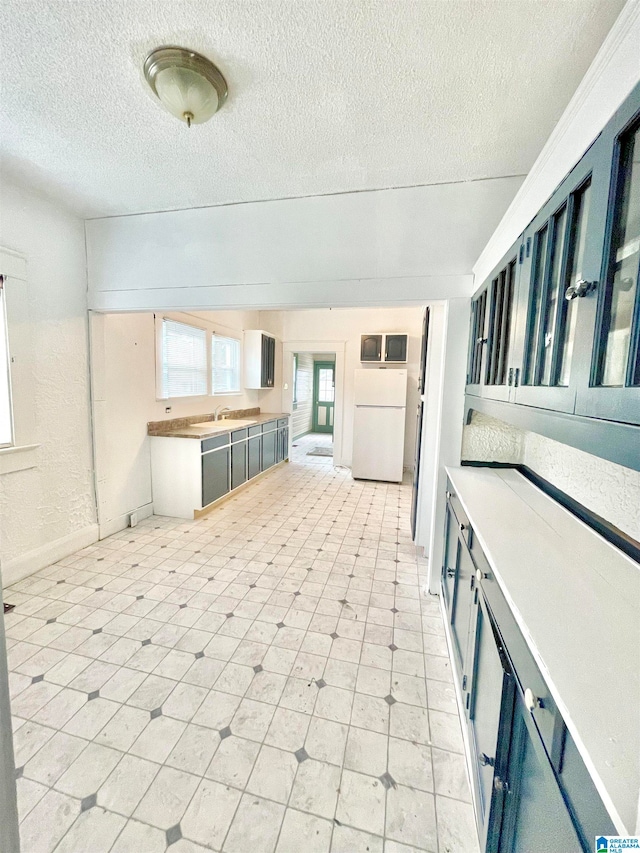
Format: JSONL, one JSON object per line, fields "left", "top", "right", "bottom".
{"left": 161, "top": 319, "right": 207, "bottom": 398}
{"left": 212, "top": 334, "right": 241, "bottom": 394}
{"left": 0, "top": 279, "right": 13, "bottom": 445}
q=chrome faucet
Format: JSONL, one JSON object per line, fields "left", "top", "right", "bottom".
{"left": 214, "top": 405, "right": 231, "bottom": 421}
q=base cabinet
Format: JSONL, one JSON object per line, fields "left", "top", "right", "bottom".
{"left": 442, "top": 480, "right": 616, "bottom": 853}
{"left": 202, "top": 447, "right": 230, "bottom": 507}
{"left": 231, "top": 441, "right": 247, "bottom": 490}
{"left": 262, "top": 429, "right": 277, "bottom": 469}
{"left": 248, "top": 435, "right": 262, "bottom": 479}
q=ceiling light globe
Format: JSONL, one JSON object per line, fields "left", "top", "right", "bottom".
{"left": 143, "top": 46, "right": 228, "bottom": 127}
{"left": 155, "top": 66, "right": 218, "bottom": 125}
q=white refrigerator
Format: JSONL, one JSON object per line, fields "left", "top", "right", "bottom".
{"left": 352, "top": 368, "right": 407, "bottom": 482}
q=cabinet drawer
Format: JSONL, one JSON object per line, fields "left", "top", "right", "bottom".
{"left": 277, "top": 418, "right": 289, "bottom": 428}
{"left": 248, "top": 425, "right": 262, "bottom": 436}
{"left": 262, "top": 420, "right": 277, "bottom": 432}
{"left": 202, "top": 434, "right": 230, "bottom": 453}
{"left": 480, "top": 572, "right": 560, "bottom": 755}
{"left": 231, "top": 428, "right": 248, "bottom": 443}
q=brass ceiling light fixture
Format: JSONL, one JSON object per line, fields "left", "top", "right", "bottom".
{"left": 143, "top": 46, "right": 228, "bottom": 127}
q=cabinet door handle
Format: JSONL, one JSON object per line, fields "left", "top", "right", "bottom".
{"left": 524, "top": 687, "right": 543, "bottom": 712}
{"left": 493, "top": 776, "right": 509, "bottom": 793}
{"left": 479, "top": 753, "right": 495, "bottom": 767}
{"left": 565, "top": 278, "right": 597, "bottom": 300}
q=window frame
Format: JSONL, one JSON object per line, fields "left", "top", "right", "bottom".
{"left": 211, "top": 333, "right": 241, "bottom": 396}
{"left": 157, "top": 315, "right": 209, "bottom": 401}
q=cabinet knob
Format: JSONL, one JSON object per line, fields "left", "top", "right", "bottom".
{"left": 459, "top": 522, "right": 466, "bottom": 532}
{"left": 479, "top": 753, "right": 495, "bottom": 767}
{"left": 475, "top": 568, "right": 487, "bottom": 583}
{"left": 524, "top": 687, "right": 542, "bottom": 712}
{"left": 493, "top": 776, "right": 509, "bottom": 793}
{"left": 565, "top": 278, "right": 597, "bottom": 300}
{"left": 446, "top": 567, "right": 456, "bottom": 578}
{"left": 446, "top": 490, "right": 452, "bottom": 500}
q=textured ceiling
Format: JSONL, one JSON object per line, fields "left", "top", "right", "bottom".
{"left": 0, "top": 0, "right": 626, "bottom": 217}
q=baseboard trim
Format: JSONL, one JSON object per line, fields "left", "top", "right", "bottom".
{"left": 2, "top": 523, "right": 100, "bottom": 588}
{"left": 98, "top": 503, "right": 154, "bottom": 539}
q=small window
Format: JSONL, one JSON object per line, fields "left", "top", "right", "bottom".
{"left": 161, "top": 318, "right": 207, "bottom": 398}
{"left": 0, "top": 277, "right": 13, "bottom": 446}
{"left": 212, "top": 334, "right": 241, "bottom": 395}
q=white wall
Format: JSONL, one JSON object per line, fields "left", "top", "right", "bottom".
{"left": 90, "top": 309, "right": 282, "bottom": 537}
{"left": 474, "top": 0, "right": 640, "bottom": 284}
{"left": 273, "top": 306, "right": 424, "bottom": 468}
{"left": 85, "top": 177, "right": 524, "bottom": 313}
{"left": 0, "top": 181, "right": 97, "bottom": 587}
{"left": 462, "top": 412, "right": 640, "bottom": 541}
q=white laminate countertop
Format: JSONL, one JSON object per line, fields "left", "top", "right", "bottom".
{"left": 445, "top": 466, "right": 640, "bottom": 835}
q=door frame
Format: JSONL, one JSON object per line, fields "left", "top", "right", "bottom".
{"left": 312, "top": 360, "right": 335, "bottom": 433}
{"left": 282, "top": 341, "right": 346, "bottom": 465}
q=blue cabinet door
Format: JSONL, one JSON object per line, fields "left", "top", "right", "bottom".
{"left": 231, "top": 441, "right": 247, "bottom": 490}
{"left": 467, "top": 593, "right": 515, "bottom": 852}
{"left": 248, "top": 435, "right": 262, "bottom": 479}
{"left": 498, "top": 691, "right": 583, "bottom": 853}
{"left": 262, "top": 429, "right": 276, "bottom": 469}
{"left": 202, "top": 447, "right": 230, "bottom": 507}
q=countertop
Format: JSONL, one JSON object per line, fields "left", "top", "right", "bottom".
{"left": 446, "top": 465, "right": 639, "bottom": 835}
{"left": 149, "top": 412, "right": 290, "bottom": 439}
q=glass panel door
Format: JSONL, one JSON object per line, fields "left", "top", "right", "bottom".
{"left": 313, "top": 361, "right": 335, "bottom": 434}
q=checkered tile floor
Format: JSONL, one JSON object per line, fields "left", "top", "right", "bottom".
{"left": 4, "top": 433, "right": 478, "bottom": 853}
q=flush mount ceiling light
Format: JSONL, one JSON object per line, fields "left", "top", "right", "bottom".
{"left": 143, "top": 46, "right": 228, "bottom": 127}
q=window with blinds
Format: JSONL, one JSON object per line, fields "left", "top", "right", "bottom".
{"left": 161, "top": 319, "right": 208, "bottom": 398}
{"left": 212, "top": 334, "right": 241, "bottom": 395}
{"left": 0, "top": 278, "right": 13, "bottom": 446}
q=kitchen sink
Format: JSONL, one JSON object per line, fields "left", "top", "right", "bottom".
{"left": 189, "top": 419, "right": 257, "bottom": 431}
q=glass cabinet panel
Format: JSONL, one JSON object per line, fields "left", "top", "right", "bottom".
{"left": 486, "top": 259, "right": 516, "bottom": 386}
{"left": 524, "top": 225, "right": 549, "bottom": 384}
{"left": 467, "top": 289, "right": 488, "bottom": 386}
{"left": 540, "top": 205, "right": 567, "bottom": 385}
{"left": 558, "top": 182, "right": 591, "bottom": 386}
{"left": 597, "top": 119, "right": 640, "bottom": 388}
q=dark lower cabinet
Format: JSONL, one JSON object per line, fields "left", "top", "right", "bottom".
{"left": 248, "top": 436, "right": 262, "bottom": 479}
{"left": 262, "top": 429, "right": 276, "bottom": 469}
{"left": 442, "top": 478, "right": 616, "bottom": 853}
{"left": 202, "top": 447, "right": 230, "bottom": 507}
{"left": 468, "top": 595, "right": 515, "bottom": 852}
{"left": 231, "top": 441, "right": 247, "bottom": 490}
{"left": 442, "top": 499, "right": 474, "bottom": 680}
{"left": 276, "top": 426, "right": 289, "bottom": 463}
{"left": 498, "top": 693, "right": 583, "bottom": 853}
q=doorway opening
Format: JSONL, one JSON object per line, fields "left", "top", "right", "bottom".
{"left": 291, "top": 351, "right": 336, "bottom": 460}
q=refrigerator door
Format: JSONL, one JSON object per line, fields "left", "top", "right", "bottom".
{"left": 354, "top": 369, "right": 407, "bottom": 407}
{"left": 352, "top": 405, "right": 406, "bottom": 482}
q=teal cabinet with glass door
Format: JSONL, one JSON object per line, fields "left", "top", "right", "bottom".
{"left": 466, "top": 81, "right": 640, "bottom": 450}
